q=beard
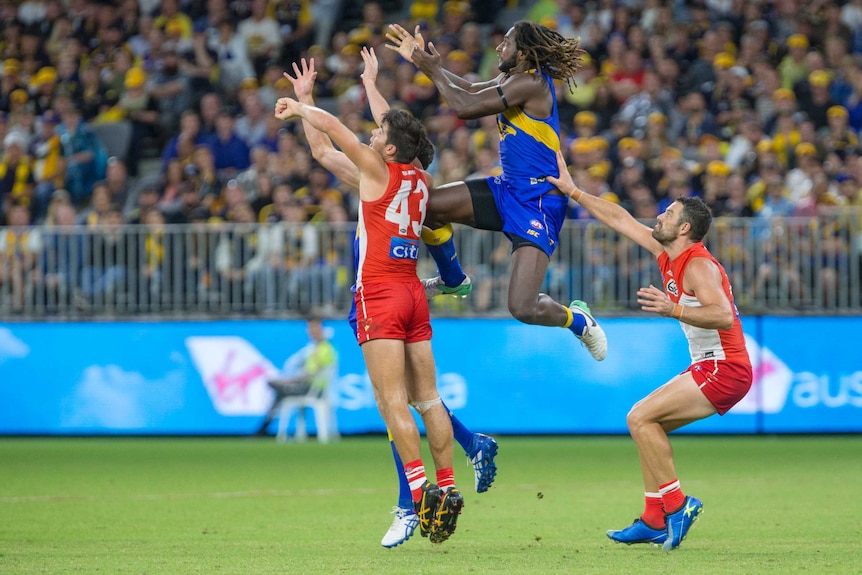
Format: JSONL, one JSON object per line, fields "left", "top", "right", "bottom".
{"left": 651, "top": 224, "right": 677, "bottom": 245}
{"left": 498, "top": 54, "right": 517, "bottom": 74}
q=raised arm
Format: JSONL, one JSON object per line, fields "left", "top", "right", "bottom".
{"left": 386, "top": 24, "right": 515, "bottom": 119}
{"left": 274, "top": 98, "right": 388, "bottom": 200}
{"left": 385, "top": 24, "right": 499, "bottom": 93}
{"left": 285, "top": 59, "right": 360, "bottom": 189}
{"left": 360, "top": 46, "right": 390, "bottom": 127}
{"left": 546, "top": 151, "right": 663, "bottom": 256}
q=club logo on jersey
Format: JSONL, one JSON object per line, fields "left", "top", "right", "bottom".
{"left": 529, "top": 219, "right": 544, "bottom": 230}
{"left": 666, "top": 279, "right": 679, "bottom": 297}
{"left": 389, "top": 237, "right": 419, "bottom": 260}
{"left": 498, "top": 120, "right": 517, "bottom": 140}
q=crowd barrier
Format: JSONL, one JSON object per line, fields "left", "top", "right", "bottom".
{"left": 1, "top": 213, "right": 861, "bottom": 319}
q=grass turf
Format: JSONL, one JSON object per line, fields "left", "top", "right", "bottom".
{"left": 1, "top": 436, "right": 860, "bottom": 574}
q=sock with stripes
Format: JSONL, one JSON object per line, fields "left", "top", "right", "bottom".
{"left": 659, "top": 479, "right": 686, "bottom": 515}
{"left": 641, "top": 492, "right": 666, "bottom": 528}
{"left": 405, "top": 460, "right": 428, "bottom": 503}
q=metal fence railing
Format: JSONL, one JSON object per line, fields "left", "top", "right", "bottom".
{"left": 1, "top": 213, "right": 861, "bottom": 320}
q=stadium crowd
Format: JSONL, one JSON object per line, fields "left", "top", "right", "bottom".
{"left": 0, "top": 0, "right": 861, "bottom": 315}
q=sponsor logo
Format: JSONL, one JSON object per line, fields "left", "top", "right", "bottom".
{"left": 529, "top": 177, "right": 547, "bottom": 185}
{"left": 186, "top": 336, "right": 279, "bottom": 415}
{"left": 529, "top": 219, "right": 544, "bottom": 230}
{"left": 733, "top": 334, "right": 862, "bottom": 414}
{"left": 732, "top": 335, "right": 793, "bottom": 414}
{"left": 525, "top": 229, "right": 540, "bottom": 238}
{"left": 389, "top": 237, "right": 419, "bottom": 260}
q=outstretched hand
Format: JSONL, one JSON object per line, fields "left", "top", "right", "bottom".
{"left": 360, "top": 46, "right": 378, "bottom": 84}
{"left": 284, "top": 58, "right": 316, "bottom": 100}
{"left": 636, "top": 285, "right": 675, "bottom": 317}
{"left": 384, "top": 23, "right": 426, "bottom": 63}
{"left": 546, "top": 150, "right": 583, "bottom": 201}
{"left": 274, "top": 97, "right": 301, "bottom": 121}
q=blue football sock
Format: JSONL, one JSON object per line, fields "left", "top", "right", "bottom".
{"left": 389, "top": 431, "right": 413, "bottom": 510}
{"left": 565, "top": 305, "right": 588, "bottom": 336}
{"left": 443, "top": 401, "right": 473, "bottom": 452}
{"left": 426, "top": 240, "right": 466, "bottom": 288}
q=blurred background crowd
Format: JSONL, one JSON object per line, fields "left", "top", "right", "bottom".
{"left": 0, "top": 0, "right": 860, "bottom": 317}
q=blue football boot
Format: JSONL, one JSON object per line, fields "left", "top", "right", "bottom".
{"left": 662, "top": 496, "right": 703, "bottom": 550}
{"left": 466, "top": 433, "right": 498, "bottom": 493}
{"left": 606, "top": 518, "right": 668, "bottom": 545}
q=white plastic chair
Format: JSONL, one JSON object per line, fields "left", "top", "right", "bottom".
{"left": 274, "top": 367, "right": 339, "bottom": 443}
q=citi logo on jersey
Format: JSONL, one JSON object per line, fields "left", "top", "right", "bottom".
{"left": 389, "top": 237, "right": 419, "bottom": 260}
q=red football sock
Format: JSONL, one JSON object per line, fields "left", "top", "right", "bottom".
{"left": 658, "top": 479, "right": 686, "bottom": 514}
{"left": 641, "top": 492, "right": 665, "bottom": 528}
{"left": 436, "top": 467, "right": 455, "bottom": 492}
{"left": 404, "top": 459, "right": 427, "bottom": 503}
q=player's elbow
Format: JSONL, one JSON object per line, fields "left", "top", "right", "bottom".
{"left": 717, "top": 311, "right": 734, "bottom": 330}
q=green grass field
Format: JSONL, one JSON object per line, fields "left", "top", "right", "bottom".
{"left": 1, "top": 436, "right": 860, "bottom": 575}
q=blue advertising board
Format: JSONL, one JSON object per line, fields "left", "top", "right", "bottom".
{"left": 0, "top": 316, "right": 859, "bottom": 435}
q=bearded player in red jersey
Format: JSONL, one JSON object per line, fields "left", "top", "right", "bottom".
{"left": 274, "top": 98, "right": 464, "bottom": 544}
{"left": 548, "top": 151, "right": 752, "bottom": 551}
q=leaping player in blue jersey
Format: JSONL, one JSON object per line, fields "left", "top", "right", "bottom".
{"left": 387, "top": 21, "right": 607, "bottom": 361}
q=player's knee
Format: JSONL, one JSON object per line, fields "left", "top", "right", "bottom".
{"left": 626, "top": 407, "right": 646, "bottom": 433}
{"left": 508, "top": 302, "right": 539, "bottom": 325}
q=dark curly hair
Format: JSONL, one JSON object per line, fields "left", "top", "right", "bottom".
{"left": 512, "top": 20, "right": 587, "bottom": 90}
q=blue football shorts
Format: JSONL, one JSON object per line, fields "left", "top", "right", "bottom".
{"left": 467, "top": 175, "right": 568, "bottom": 258}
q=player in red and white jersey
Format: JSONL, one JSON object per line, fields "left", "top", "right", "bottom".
{"left": 354, "top": 161, "right": 428, "bottom": 288}
{"left": 274, "top": 96, "right": 463, "bottom": 543}
{"left": 658, "top": 242, "right": 750, "bottom": 366}
{"left": 548, "top": 153, "right": 752, "bottom": 551}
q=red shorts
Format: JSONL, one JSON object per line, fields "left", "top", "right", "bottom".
{"left": 684, "top": 359, "right": 753, "bottom": 415}
{"left": 354, "top": 281, "right": 432, "bottom": 344}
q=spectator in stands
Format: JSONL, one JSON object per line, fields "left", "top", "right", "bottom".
{"left": 0, "top": 131, "right": 35, "bottom": 218}
{"left": 207, "top": 107, "right": 250, "bottom": 178}
{"left": 160, "top": 109, "right": 206, "bottom": 172}
{"left": 30, "top": 110, "right": 64, "bottom": 221}
{"left": 38, "top": 199, "right": 81, "bottom": 311}
{"left": 148, "top": 43, "right": 192, "bottom": 137}
{"left": 214, "top": 200, "right": 264, "bottom": 307}
{"left": 208, "top": 17, "right": 255, "bottom": 101}
{"left": 235, "top": 91, "right": 268, "bottom": 148}
{"left": 189, "top": 144, "right": 221, "bottom": 201}
{"left": 236, "top": 0, "right": 282, "bottom": 80}
{"left": 820, "top": 105, "right": 858, "bottom": 161}
{"left": 79, "top": 180, "right": 112, "bottom": 227}
{"left": 55, "top": 96, "right": 107, "bottom": 206}
{"left": 801, "top": 70, "right": 838, "bottom": 130}
{"left": 118, "top": 67, "right": 160, "bottom": 177}
{"left": 0, "top": 200, "right": 42, "bottom": 310}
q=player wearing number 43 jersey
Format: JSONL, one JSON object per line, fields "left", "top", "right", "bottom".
{"left": 355, "top": 161, "right": 430, "bottom": 341}
{"left": 274, "top": 97, "right": 463, "bottom": 545}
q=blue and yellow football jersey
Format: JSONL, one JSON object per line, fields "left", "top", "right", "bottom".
{"left": 497, "top": 69, "right": 561, "bottom": 201}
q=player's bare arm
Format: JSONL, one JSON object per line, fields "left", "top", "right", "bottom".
{"left": 285, "top": 59, "right": 359, "bottom": 189}
{"left": 678, "top": 258, "right": 735, "bottom": 329}
{"left": 360, "top": 47, "right": 389, "bottom": 127}
{"left": 547, "top": 151, "right": 662, "bottom": 255}
{"left": 386, "top": 24, "right": 524, "bottom": 118}
{"left": 274, "top": 98, "right": 388, "bottom": 200}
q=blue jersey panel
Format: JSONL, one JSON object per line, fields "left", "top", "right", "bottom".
{"left": 497, "top": 70, "right": 561, "bottom": 201}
